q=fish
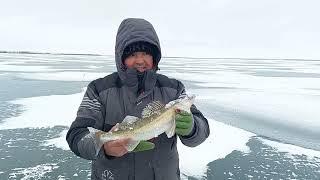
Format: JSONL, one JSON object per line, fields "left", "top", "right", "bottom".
{"left": 88, "top": 94, "right": 195, "bottom": 155}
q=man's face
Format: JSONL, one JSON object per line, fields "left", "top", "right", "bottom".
{"left": 124, "top": 52, "right": 154, "bottom": 72}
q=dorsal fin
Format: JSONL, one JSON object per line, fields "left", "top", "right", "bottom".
{"left": 141, "top": 101, "right": 164, "bottom": 118}
{"left": 122, "top": 115, "right": 139, "bottom": 124}
{"left": 118, "top": 116, "right": 139, "bottom": 131}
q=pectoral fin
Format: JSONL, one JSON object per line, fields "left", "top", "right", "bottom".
{"left": 165, "top": 119, "right": 176, "bottom": 138}
{"left": 126, "top": 140, "right": 140, "bottom": 152}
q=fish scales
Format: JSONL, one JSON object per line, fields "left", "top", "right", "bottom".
{"left": 88, "top": 95, "right": 195, "bottom": 154}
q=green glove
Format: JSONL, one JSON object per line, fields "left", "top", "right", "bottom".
{"left": 175, "top": 110, "right": 194, "bottom": 136}
{"left": 133, "top": 140, "right": 155, "bottom": 152}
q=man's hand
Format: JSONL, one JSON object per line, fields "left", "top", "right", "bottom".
{"left": 175, "top": 109, "right": 194, "bottom": 136}
{"left": 103, "top": 124, "right": 129, "bottom": 157}
{"left": 103, "top": 138, "right": 130, "bottom": 157}
{"left": 133, "top": 140, "right": 155, "bottom": 152}
{"left": 103, "top": 124, "right": 155, "bottom": 157}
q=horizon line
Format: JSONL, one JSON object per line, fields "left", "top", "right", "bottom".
{"left": 0, "top": 50, "right": 319, "bottom": 61}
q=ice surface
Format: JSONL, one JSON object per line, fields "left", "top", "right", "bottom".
{"left": 16, "top": 72, "right": 108, "bottom": 81}
{"left": 1, "top": 55, "right": 320, "bottom": 178}
{"left": 0, "top": 90, "right": 85, "bottom": 130}
{"left": 193, "top": 90, "right": 320, "bottom": 134}
{"left": 0, "top": 54, "right": 111, "bottom": 81}
{"left": 0, "top": 90, "right": 256, "bottom": 177}
{"left": 9, "top": 163, "right": 58, "bottom": 180}
{"left": 161, "top": 58, "right": 320, "bottom": 151}
{"left": 178, "top": 119, "right": 254, "bottom": 178}
{"left": 260, "top": 138, "right": 320, "bottom": 158}
{"left": 1, "top": 85, "right": 319, "bottom": 178}
{"left": 43, "top": 130, "right": 70, "bottom": 151}
{"left": 165, "top": 70, "right": 320, "bottom": 95}
{"left": 0, "top": 64, "right": 53, "bottom": 72}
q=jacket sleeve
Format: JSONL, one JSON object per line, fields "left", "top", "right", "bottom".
{"left": 176, "top": 81, "right": 210, "bottom": 147}
{"left": 66, "top": 82, "right": 107, "bottom": 160}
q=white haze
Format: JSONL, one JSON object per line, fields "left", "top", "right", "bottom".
{"left": 1, "top": 0, "right": 320, "bottom": 59}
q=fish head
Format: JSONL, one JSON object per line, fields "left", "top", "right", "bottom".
{"left": 166, "top": 94, "right": 195, "bottom": 113}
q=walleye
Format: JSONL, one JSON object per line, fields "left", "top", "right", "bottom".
{"left": 88, "top": 95, "right": 195, "bottom": 155}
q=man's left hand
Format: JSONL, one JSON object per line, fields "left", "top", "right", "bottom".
{"left": 175, "top": 109, "right": 194, "bottom": 136}
{"left": 133, "top": 141, "right": 155, "bottom": 152}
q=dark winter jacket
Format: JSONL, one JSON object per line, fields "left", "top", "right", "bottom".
{"left": 66, "top": 18, "right": 210, "bottom": 180}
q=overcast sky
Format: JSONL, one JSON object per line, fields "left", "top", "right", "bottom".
{"left": 1, "top": 0, "right": 320, "bottom": 59}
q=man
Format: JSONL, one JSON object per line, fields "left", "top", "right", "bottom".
{"left": 66, "top": 18, "right": 210, "bottom": 180}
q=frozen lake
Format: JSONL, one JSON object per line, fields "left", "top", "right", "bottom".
{"left": 0, "top": 53, "right": 319, "bottom": 179}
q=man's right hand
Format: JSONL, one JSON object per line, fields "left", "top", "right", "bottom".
{"left": 103, "top": 138, "right": 130, "bottom": 157}
{"left": 103, "top": 123, "right": 155, "bottom": 157}
{"left": 103, "top": 123, "right": 130, "bottom": 157}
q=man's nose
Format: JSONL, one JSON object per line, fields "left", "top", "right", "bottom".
{"left": 135, "top": 54, "right": 145, "bottom": 64}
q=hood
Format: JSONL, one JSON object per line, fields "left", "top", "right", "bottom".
{"left": 115, "top": 18, "right": 162, "bottom": 81}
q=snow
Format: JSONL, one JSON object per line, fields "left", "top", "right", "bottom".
{"left": 0, "top": 91, "right": 85, "bottom": 130}
{"left": 178, "top": 119, "right": 254, "bottom": 178}
{"left": 9, "top": 163, "right": 59, "bottom": 180}
{"left": 260, "top": 138, "right": 320, "bottom": 158}
{"left": 43, "top": 130, "right": 70, "bottom": 151}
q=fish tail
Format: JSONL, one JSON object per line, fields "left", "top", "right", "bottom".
{"left": 87, "top": 127, "right": 105, "bottom": 157}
